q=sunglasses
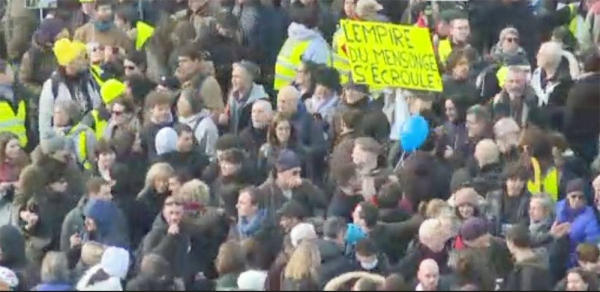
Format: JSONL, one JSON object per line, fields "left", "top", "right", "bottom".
{"left": 111, "top": 110, "right": 124, "bottom": 116}
{"left": 505, "top": 37, "right": 518, "bottom": 43}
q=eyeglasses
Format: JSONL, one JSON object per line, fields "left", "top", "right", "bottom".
{"left": 111, "top": 110, "right": 123, "bottom": 116}
{"left": 505, "top": 37, "right": 518, "bottom": 43}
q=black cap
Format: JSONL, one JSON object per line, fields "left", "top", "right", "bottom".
{"left": 277, "top": 201, "right": 307, "bottom": 220}
{"left": 159, "top": 76, "right": 180, "bottom": 90}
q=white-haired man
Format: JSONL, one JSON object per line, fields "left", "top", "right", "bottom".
{"left": 240, "top": 99, "right": 273, "bottom": 163}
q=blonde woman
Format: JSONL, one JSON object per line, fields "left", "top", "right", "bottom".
{"left": 33, "top": 252, "right": 73, "bottom": 291}
{"left": 134, "top": 162, "right": 174, "bottom": 243}
{"left": 283, "top": 240, "right": 321, "bottom": 291}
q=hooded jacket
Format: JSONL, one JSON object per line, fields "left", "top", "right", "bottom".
{"left": 178, "top": 110, "right": 219, "bottom": 158}
{"left": 226, "top": 83, "right": 268, "bottom": 135}
{"left": 82, "top": 199, "right": 130, "bottom": 249}
{"left": 75, "top": 265, "right": 124, "bottom": 291}
{"left": 287, "top": 22, "right": 332, "bottom": 65}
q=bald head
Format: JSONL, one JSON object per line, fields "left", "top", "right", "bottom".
{"left": 418, "top": 259, "right": 439, "bottom": 290}
{"left": 277, "top": 86, "right": 300, "bottom": 117}
{"left": 475, "top": 139, "right": 500, "bottom": 167}
{"left": 494, "top": 117, "right": 520, "bottom": 153}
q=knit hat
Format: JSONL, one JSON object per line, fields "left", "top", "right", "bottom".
{"left": 100, "top": 79, "right": 126, "bottom": 105}
{"left": 459, "top": 217, "right": 488, "bottom": 242}
{"left": 566, "top": 178, "right": 586, "bottom": 195}
{"left": 237, "top": 270, "right": 268, "bottom": 291}
{"left": 440, "top": 9, "right": 468, "bottom": 23}
{"left": 277, "top": 201, "right": 307, "bottom": 220}
{"left": 290, "top": 223, "right": 317, "bottom": 247}
{"left": 450, "top": 168, "right": 472, "bottom": 193}
{"left": 0, "top": 266, "right": 18, "bottom": 290}
{"left": 36, "top": 18, "right": 67, "bottom": 45}
{"left": 276, "top": 150, "right": 301, "bottom": 172}
{"left": 40, "top": 133, "right": 73, "bottom": 154}
{"left": 100, "top": 247, "right": 130, "bottom": 280}
{"left": 453, "top": 187, "right": 479, "bottom": 207}
{"left": 356, "top": 0, "right": 383, "bottom": 19}
{"left": 53, "top": 38, "right": 87, "bottom": 66}
{"left": 233, "top": 60, "right": 260, "bottom": 81}
{"left": 155, "top": 127, "right": 178, "bottom": 156}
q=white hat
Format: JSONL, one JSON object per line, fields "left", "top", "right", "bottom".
{"left": 237, "top": 270, "right": 268, "bottom": 291}
{"left": 356, "top": 0, "right": 383, "bottom": 18}
{"left": 290, "top": 223, "right": 317, "bottom": 247}
{"left": 100, "top": 247, "right": 130, "bottom": 279}
{"left": 0, "top": 266, "right": 18, "bottom": 289}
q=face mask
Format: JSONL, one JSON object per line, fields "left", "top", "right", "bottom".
{"left": 360, "top": 258, "right": 378, "bottom": 270}
{"left": 94, "top": 20, "right": 114, "bottom": 32}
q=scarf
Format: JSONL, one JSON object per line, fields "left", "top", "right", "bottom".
{"left": 237, "top": 209, "right": 267, "bottom": 238}
{"left": 93, "top": 20, "right": 114, "bottom": 32}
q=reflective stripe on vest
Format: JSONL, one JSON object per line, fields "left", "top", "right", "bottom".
{"left": 333, "top": 29, "right": 351, "bottom": 85}
{"left": 0, "top": 101, "right": 27, "bottom": 147}
{"left": 438, "top": 39, "right": 452, "bottom": 65}
{"left": 68, "top": 126, "right": 92, "bottom": 170}
{"left": 90, "top": 65, "right": 105, "bottom": 87}
{"left": 90, "top": 110, "right": 108, "bottom": 140}
{"left": 527, "top": 157, "right": 559, "bottom": 201}
{"left": 274, "top": 39, "right": 311, "bottom": 90}
{"left": 496, "top": 66, "right": 508, "bottom": 88}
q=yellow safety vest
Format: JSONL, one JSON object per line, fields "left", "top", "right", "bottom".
{"left": 68, "top": 125, "right": 92, "bottom": 170}
{"left": 90, "top": 110, "right": 108, "bottom": 140}
{"left": 527, "top": 157, "right": 560, "bottom": 201}
{"left": 274, "top": 39, "right": 312, "bottom": 91}
{"left": 496, "top": 66, "right": 508, "bottom": 88}
{"left": 567, "top": 3, "right": 580, "bottom": 40}
{"left": 0, "top": 100, "right": 27, "bottom": 147}
{"left": 333, "top": 29, "right": 351, "bottom": 85}
{"left": 437, "top": 39, "right": 453, "bottom": 65}
{"left": 90, "top": 65, "right": 105, "bottom": 87}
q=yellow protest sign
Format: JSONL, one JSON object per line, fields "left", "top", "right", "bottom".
{"left": 340, "top": 20, "right": 442, "bottom": 92}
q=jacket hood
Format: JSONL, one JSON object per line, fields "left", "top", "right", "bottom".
{"left": 0, "top": 225, "right": 26, "bottom": 268}
{"left": 516, "top": 250, "right": 550, "bottom": 269}
{"left": 287, "top": 22, "right": 321, "bottom": 41}
{"left": 317, "top": 239, "right": 343, "bottom": 261}
{"left": 246, "top": 83, "right": 268, "bottom": 105}
{"left": 83, "top": 199, "right": 119, "bottom": 235}
{"left": 76, "top": 265, "right": 123, "bottom": 291}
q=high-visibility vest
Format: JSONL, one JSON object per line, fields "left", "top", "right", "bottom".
{"left": 496, "top": 66, "right": 508, "bottom": 88}
{"left": 527, "top": 157, "right": 560, "bottom": 201}
{"left": 90, "top": 110, "right": 108, "bottom": 140}
{"left": 274, "top": 39, "right": 311, "bottom": 91}
{"left": 0, "top": 100, "right": 27, "bottom": 147}
{"left": 90, "top": 65, "right": 105, "bottom": 87}
{"left": 437, "top": 38, "right": 453, "bottom": 65}
{"left": 68, "top": 125, "right": 92, "bottom": 170}
{"left": 333, "top": 29, "right": 351, "bottom": 85}
{"left": 567, "top": 3, "right": 585, "bottom": 44}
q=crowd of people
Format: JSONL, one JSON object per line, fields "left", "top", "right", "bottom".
{"left": 0, "top": 0, "right": 598, "bottom": 290}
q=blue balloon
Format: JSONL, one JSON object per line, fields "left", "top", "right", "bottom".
{"left": 399, "top": 115, "right": 430, "bottom": 152}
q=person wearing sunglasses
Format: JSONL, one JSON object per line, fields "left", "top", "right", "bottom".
{"left": 554, "top": 178, "right": 600, "bottom": 271}
{"left": 490, "top": 27, "right": 529, "bottom": 66}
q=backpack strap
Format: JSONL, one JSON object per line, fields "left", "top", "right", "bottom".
{"left": 50, "top": 74, "right": 60, "bottom": 100}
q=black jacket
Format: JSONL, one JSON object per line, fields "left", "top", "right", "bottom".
{"left": 503, "top": 253, "right": 553, "bottom": 291}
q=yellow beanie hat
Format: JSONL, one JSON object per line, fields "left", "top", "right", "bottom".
{"left": 54, "top": 39, "right": 87, "bottom": 66}
{"left": 100, "top": 79, "right": 126, "bottom": 105}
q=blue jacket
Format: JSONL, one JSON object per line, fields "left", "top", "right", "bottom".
{"left": 83, "top": 199, "right": 129, "bottom": 249}
{"left": 555, "top": 200, "right": 600, "bottom": 267}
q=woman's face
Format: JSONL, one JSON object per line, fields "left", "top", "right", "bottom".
{"left": 458, "top": 204, "right": 475, "bottom": 219}
{"left": 344, "top": 0, "right": 356, "bottom": 18}
{"left": 98, "top": 151, "right": 116, "bottom": 169}
{"left": 295, "top": 64, "right": 310, "bottom": 87}
{"left": 566, "top": 272, "right": 588, "bottom": 291}
{"left": 506, "top": 178, "right": 525, "bottom": 196}
{"left": 153, "top": 176, "right": 169, "bottom": 194}
{"left": 444, "top": 99, "right": 457, "bottom": 122}
{"left": 275, "top": 121, "right": 291, "bottom": 143}
{"left": 219, "top": 161, "right": 240, "bottom": 177}
{"left": 4, "top": 139, "right": 20, "bottom": 160}
{"left": 501, "top": 33, "right": 519, "bottom": 54}
{"left": 452, "top": 58, "right": 470, "bottom": 80}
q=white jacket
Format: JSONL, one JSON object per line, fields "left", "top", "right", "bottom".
{"left": 76, "top": 265, "right": 123, "bottom": 291}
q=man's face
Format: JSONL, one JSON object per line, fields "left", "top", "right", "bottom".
{"left": 568, "top": 191, "right": 587, "bottom": 210}
{"left": 168, "top": 177, "right": 182, "bottom": 195}
{"left": 417, "top": 263, "right": 440, "bottom": 291}
{"left": 529, "top": 199, "right": 546, "bottom": 222}
{"left": 151, "top": 104, "right": 171, "bottom": 124}
{"left": 277, "top": 167, "right": 301, "bottom": 188}
{"left": 504, "top": 71, "right": 526, "bottom": 97}
{"left": 506, "top": 178, "right": 525, "bottom": 196}
{"left": 98, "top": 151, "right": 116, "bottom": 169}
{"left": 111, "top": 103, "right": 130, "bottom": 125}
{"left": 251, "top": 103, "right": 270, "bottom": 129}
{"left": 177, "top": 131, "right": 194, "bottom": 152}
{"left": 84, "top": 217, "right": 97, "bottom": 231}
{"left": 53, "top": 107, "right": 70, "bottom": 127}
{"left": 163, "top": 204, "right": 184, "bottom": 225}
{"left": 49, "top": 178, "right": 68, "bottom": 193}
{"left": 501, "top": 33, "right": 519, "bottom": 54}
{"left": 344, "top": 89, "right": 366, "bottom": 105}
{"left": 236, "top": 191, "right": 257, "bottom": 217}
{"left": 277, "top": 92, "right": 298, "bottom": 117}
{"left": 177, "top": 56, "right": 201, "bottom": 82}
{"left": 352, "top": 144, "right": 372, "bottom": 167}
{"left": 279, "top": 216, "right": 299, "bottom": 233}
{"left": 95, "top": 184, "right": 113, "bottom": 200}
{"left": 466, "top": 113, "right": 484, "bottom": 138}
{"left": 231, "top": 65, "right": 250, "bottom": 91}
{"left": 219, "top": 161, "right": 240, "bottom": 177}
{"left": 95, "top": 5, "right": 113, "bottom": 22}
{"left": 450, "top": 19, "right": 470, "bottom": 42}
{"left": 124, "top": 59, "right": 143, "bottom": 77}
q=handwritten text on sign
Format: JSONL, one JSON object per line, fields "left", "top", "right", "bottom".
{"left": 341, "top": 20, "right": 442, "bottom": 92}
